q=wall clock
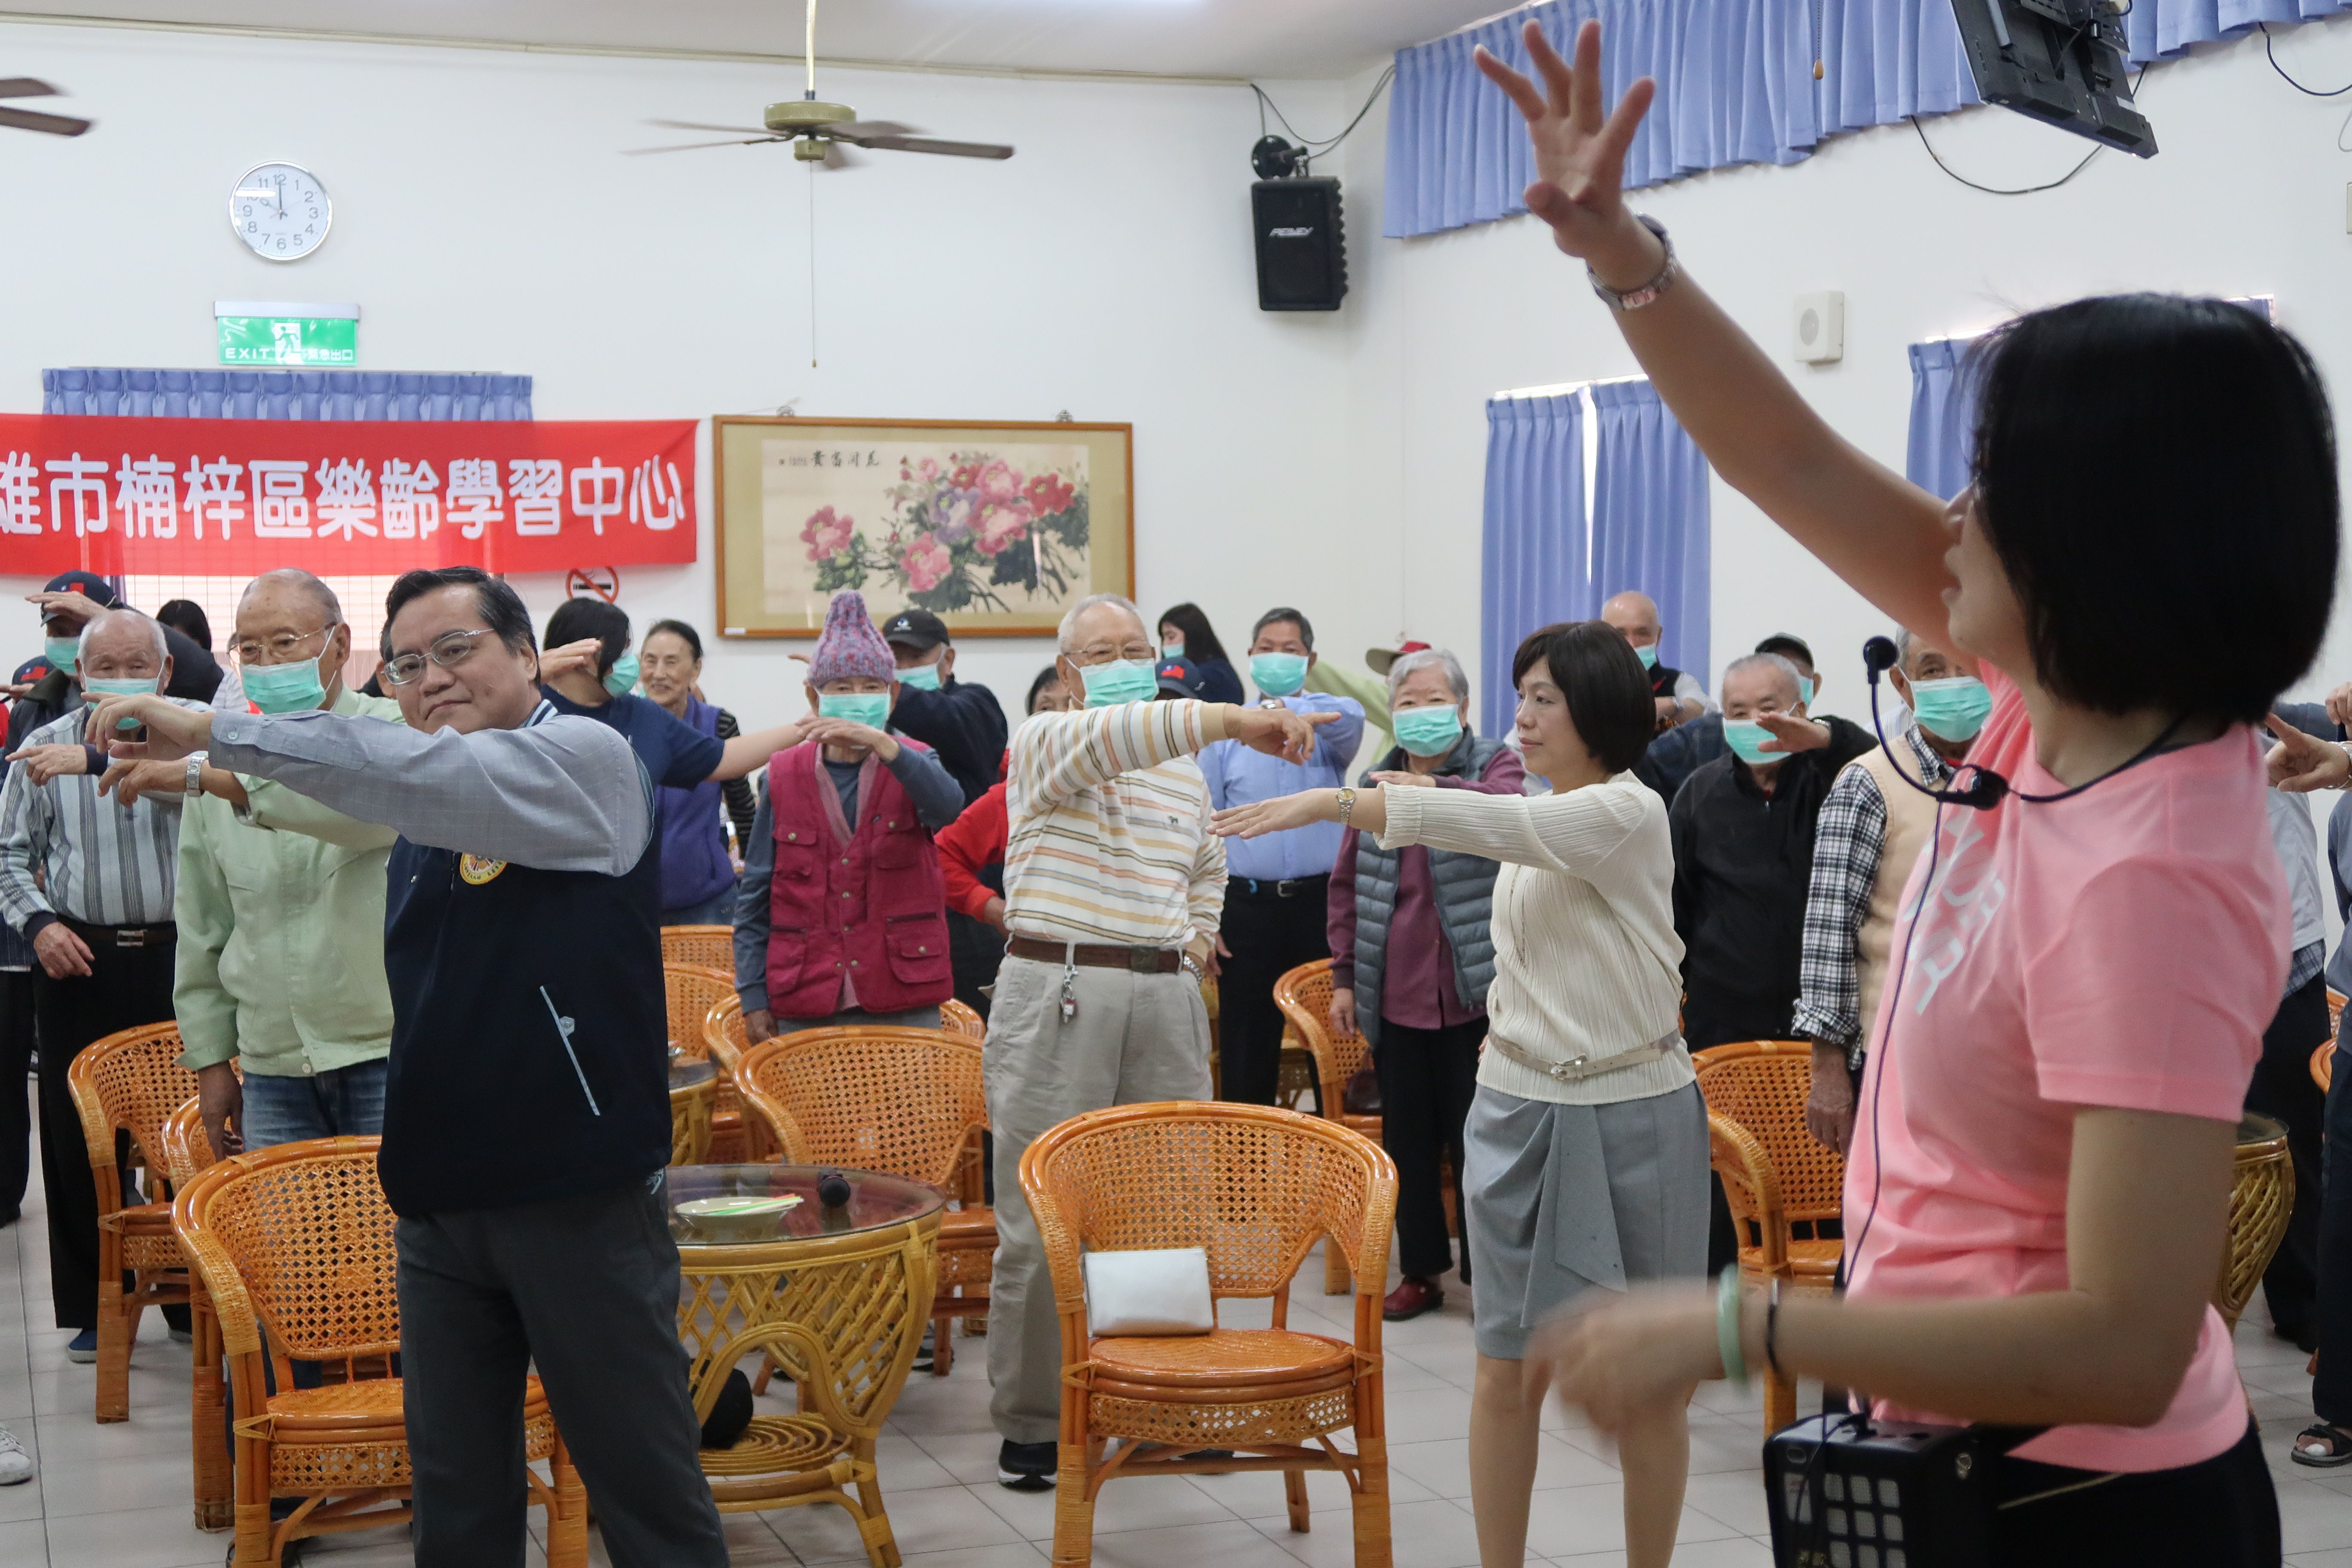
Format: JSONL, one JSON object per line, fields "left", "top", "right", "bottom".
{"left": 229, "top": 162, "right": 331, "bottom": 262}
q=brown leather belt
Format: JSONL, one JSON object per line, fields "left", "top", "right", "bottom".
{"left": 1005, "top": 936, "right": 1182, "bottom": 974}
{"left": 62, "top": 916, "right": 175, "bottom": 950}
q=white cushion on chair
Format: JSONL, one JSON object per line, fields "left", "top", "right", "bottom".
{"left": 1083, "top": 1247, "right": 1213, "bottom": 1337}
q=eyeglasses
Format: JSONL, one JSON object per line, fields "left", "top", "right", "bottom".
{"left": 230, "top": 625, "right": 334, "bottom": 665}
{"left": 380, "top": 628, "right": 496, "bottom": 687}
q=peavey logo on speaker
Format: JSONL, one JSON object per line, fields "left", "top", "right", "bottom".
{"left": 1269, "top": 226, "right": 1314, "bottom": 238}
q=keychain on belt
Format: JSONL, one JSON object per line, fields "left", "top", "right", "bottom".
{"left": 1060, "top": 953, "right": 1080, "bottom": 1023}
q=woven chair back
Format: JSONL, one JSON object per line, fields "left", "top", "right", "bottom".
{"left": 661, "top": 924, "right": 734, "bottom": 971}
{"left": 1024, "top": 1101, "right": 1397, "bottom": 1302}
{"left": 665, "top": 963, "right": 735, "bottom": 1058}
{"left": 179, "top": 1139, "right": 400, "bottom": 1361}
{"left": 738, "top": 1027, "right": 986, "bottom": 1190}
{"left": 159, "top": 1096, "right": 221, "bottom": 1188}
{"left": 940, "top": 998, "right": 985, "bottom": 1039}
{"left": 2317, "top": 1040, "right": 2336, "bottom": 1096}
{"left": 1693, "top": 1041, "right": 1844, "bottom": 1224}
{"left": 707, "top": 992, "right": 747, "bottom": 1059}
{"left": 2218, "top": 1114, "right": 2295, "bottom": 1332}
{"left": 66, "top": 1020, "right": 197, "bottom": 1175}
{"left": 1271, "top": 959, "right": 1369, "bottom": 1115}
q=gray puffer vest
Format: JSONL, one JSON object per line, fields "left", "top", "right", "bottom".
{"left": 1351, "top": 733, "right": 1506, "bottom": 1047}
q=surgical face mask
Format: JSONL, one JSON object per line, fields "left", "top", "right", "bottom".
{"left": 1721, "top": 719, "right": 1783, "bottom": 766}
{"left": 1634, "top": 643, "right": 1660, "bottom": 671}
{"left": 602, "top": 652, "right": 640, "bottom": 698}
{"left": 897, "top": 659, "right": 943, "bottom": 692}
{"left": 1393, "top": 705, "right": 1465, "bottom": 758}
{"left": 1908, "top": 676, "right": 1992, "bottom": 743}
{"left": 1077, "top": 658, "right": 1158, "bottom": 708}
{"left": 1161, "top": 637, "right": 1184, "bottom": 658}
{"left": 1798, "top": 676, "right": 1816, "bottom": 707}
{"left": 44, "top": 636, "right": 78, "bottom": 677}
{"left": 242, "top": 655, "right": 327, "bottom": 715}
{"left": 83, "top": 674, "right": 159, "bottom": 728}
{"left": 818, "top": 691, "right": 891, "bottom": 729}
{"left": 1250, "top": 651, "right": 1309, "bottom": 697}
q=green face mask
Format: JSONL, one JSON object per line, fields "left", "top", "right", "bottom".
{"left": 1908, "top": 676, "right": 1992, "bottom": 743}
{"left": 1798, "top": 676, "right": 1816, "bottom": 707}
{"left": 83, "top": 674, "right": 158, "bottom": 728}
{"left": 1078, "top": 658, "right": 1158, "bottom": 708}
{"left": 602, "top": 652, "right": 640, "bottom": 698}
{"left": 818, "top": 692, "right": 891, "bottom": 729}
{"left": 897, "top": 661, "right": 943, "bottom": 692}
{"left": 1721, "top": 719, "right": 1782, "bottom": 766}
{"left": 1250, "top": 651, "right": 1309, "bottom": 697}
{"left": 242, "top": 656, "right": 327, "bottom": 715}
{"left": 1634, "top": 643, "right": 1660, "bottom": 671}
{"left": 1392, "top": 705, "right": 1465, "bottom": 758}
{"left": 43, "top": 636, "right": 78, "bottom": 677}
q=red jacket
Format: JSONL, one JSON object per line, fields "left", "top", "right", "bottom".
{"left": 763, "top": 741, "right": 953, "bottom": 1019}
{"left": 935, "top": 781, "right": 1008, "bottom": 922}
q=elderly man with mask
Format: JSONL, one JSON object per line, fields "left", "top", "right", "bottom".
{"left": 1793, "top": 629, "right": 1984, "bottom": 1154}
{"left": 85, "top": 565, "right": 726, "bottom": 1566}
{"left": 6, "top": 572, "right": 222, "bottom": 757}
{"left": 985, "top": 591, "right": 1330, "bottom": 1491}
{"left": 0, "top": 608, "right": 204, "bottom": 1365}
{"left": 1601, "top": 589, "right": 1714, "bottom": 731}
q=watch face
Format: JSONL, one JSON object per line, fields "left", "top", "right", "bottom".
{"left": 230, "top": 162, "right": 331, "bottom": 261}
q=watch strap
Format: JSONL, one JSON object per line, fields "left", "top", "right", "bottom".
{"left": 1588, "top": 215, "right": 1678, "bottom": 312}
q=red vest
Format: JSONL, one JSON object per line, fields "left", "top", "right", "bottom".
{"left": 764, "top": 740, "right": 953, "bottom": 1019}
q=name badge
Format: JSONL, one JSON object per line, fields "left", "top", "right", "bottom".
{"left": 458, "top": 854, "right": 507, "bottom": 886}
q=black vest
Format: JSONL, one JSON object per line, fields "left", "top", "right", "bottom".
{"left": 1649, "top": 663, "right": 1685, "bottom": 698}
{"left": 378, "top": 836, "right": 672, "bottom": 1216}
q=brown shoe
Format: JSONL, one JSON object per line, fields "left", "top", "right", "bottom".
{"left": 1383, "top": 1277, "right": 1443, "bottom": 1321}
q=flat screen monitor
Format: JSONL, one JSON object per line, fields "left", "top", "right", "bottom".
{"left": 1949, "top": 0, "right": 2156, "bottom": 157}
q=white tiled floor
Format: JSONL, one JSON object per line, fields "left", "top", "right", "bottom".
{"left": 7, "top": 1112, "right": 2352, "bottom": 1568}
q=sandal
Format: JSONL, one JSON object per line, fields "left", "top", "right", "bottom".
{"left": 2293, "top": 1422, "right": 2352, "bottom": 1467}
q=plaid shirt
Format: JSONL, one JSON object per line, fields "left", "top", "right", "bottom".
{"left": 1792, "top": 723, "right": 1954, "bottom": 1065}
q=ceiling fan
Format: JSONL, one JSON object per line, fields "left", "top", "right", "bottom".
{"left": 627, "top": 0, "right": 1011, "bottom": 164}
{"left": 0, "top": 79, "right": 90, "bottom": 137}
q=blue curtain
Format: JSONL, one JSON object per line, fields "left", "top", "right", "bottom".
{"left": 1592, "top": 380, "right": 1710, "bottom": 684}
{"left": 1481, "top": 393, "right": 1586, "bottom": 738}
{"left": 1905, "top": 338, "right": 1980, "bottom": 499}
{"left": 42, "top": 368, "right": 532, "bottom": 420}
{"left": 2124, "top": 0, "right": 2350, "bottom": 63}
{"left": 1816, "top": 0, "right": 1980, "bottom": 136}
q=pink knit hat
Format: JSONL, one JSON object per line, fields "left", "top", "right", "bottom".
{"left": 807, "top": 591, "right": 898, "bottom": 686}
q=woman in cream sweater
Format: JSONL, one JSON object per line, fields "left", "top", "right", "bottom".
{"left": 1213, "top": 619, "right": 1703, "bottom": 1568}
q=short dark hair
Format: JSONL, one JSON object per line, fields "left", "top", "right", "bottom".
{"left": 1510, "top": 620, "right": 1654, "bottom": 775}
{"left": 644, "top": 618, "right": 704, "bottom": 662}
{"left": 544, "top": 599, "right": 632, "bottom": 678}
{"left": 154, "top": 599, "right": 211, "bottom": 650}
{"left": 1251, "top": 606, "right": 1314, "bottom": 652}
{"left": 1969, "top": 294, "right": 2338, "bottom": 723}
{"left": 381, "top": 567, "right": 536, "bottom": 661}
{"left": 1025, "top": 664, "right": 1065, "bottom": 715}
{"left": 1156, "top": 603, "right": 1230, "bottom": 667}
{"left": 1753, "top": 633, "right": 1813, "bottom": 669}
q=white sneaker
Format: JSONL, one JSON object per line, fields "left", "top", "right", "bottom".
{"left": 0, "top": 1426, "right": 32, "bottom": 1485}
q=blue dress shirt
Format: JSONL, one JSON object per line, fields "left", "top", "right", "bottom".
{"left": 1199, "top": 691, "right": 1365, "bottom": 883}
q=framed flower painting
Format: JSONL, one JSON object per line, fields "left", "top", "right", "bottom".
{"left": 713, "top": 416, "right": 1133, "bottom": 637}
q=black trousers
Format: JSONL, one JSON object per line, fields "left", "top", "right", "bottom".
{"left": 0, "top": 968, "right": 34, "bottom": 1223}
{"left": 948, "top": 908, "right": 1004, "bottom": 1023}
{"left": 1376, "top": 1017, "right": 1483, "bottom": 1282}
{"left": 33, "top": 930, "right": 178, "bottom": 1330}
{"left": 1988, "top": 1419, "right": 2278, "bottom": 1567}
{"left": 2245, "top": 970, "right": 2329, "bottom": 1343}
{"left": 2314, "top": 1001, "right": 2352, "bottom": 1424}
{"left": 396, "top": 1176, "right": 728, "bottom": 1568}
{"left": 1216, "top": 878, "right": 1332, "bottom": 1107}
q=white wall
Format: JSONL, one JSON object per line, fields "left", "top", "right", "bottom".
{"left": 0, "top": 23, "right": 1376, "bottom": 735}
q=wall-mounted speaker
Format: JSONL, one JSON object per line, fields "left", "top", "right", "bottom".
{"left": 1251, "top": 178, "right": 1347, "bottom": 312}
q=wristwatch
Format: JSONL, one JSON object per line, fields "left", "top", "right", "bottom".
{"left": 1335, "top": 787, "right": 1356, "bottom": 829}
{"left": 1588, "top": 215, "right": 1679, "bottom": 312}
{"left": 184, "top": 751, "right": 208, "bottom": 801}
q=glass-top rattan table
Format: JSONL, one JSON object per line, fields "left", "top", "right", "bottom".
{"left": 668, "top": 1056, "right": 718, "bottom": 1166}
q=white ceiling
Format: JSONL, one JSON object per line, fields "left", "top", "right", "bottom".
{"left": 11, "top": 0, "right": 1505, "bottom": 80}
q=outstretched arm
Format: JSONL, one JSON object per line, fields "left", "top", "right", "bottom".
{"left": 1478, "top": 20, "right": 1955, "bottom": 650}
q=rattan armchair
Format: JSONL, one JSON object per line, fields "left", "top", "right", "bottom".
{"left": 662, "top": 922, "right": 735, "bottom": 971}
{"left": 940, "top": 997, "right": 984, "bottom": 1038}
{"left": 1272, "top": 959, "right": 1382, "bottom": 1296}
{"left": 705, "top": 992, "right": 772, "bottom": 1161}
{"left": 172, "top": 1137, "right": 588, "bottom": 1567}
{"left": 1020, "top": 1101, "right": 1397, "bottom": 1568}
{"left": 64, "top": 1020, "right": 201, "bottom": 1422}
{"left": 161, "top": 1096, "right": 234, "bottom": 1528}
{"left": 668, "top": 962, "right": 750, "bottom": 1161}
{"left": 2318, "top": 1040, "right": 2336, "bottom": 1095}
{"left": 736, "top": 1026, "right": 994, "bottom": 1376}
{"left": 2219, "top": 1114, "right": 2295, "bottom": 1335}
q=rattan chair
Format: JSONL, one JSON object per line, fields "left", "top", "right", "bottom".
{"left": 64, "top": 1020, "right": 202, "bottom": 1422}
{"left": 173, "top": 1137, "right": 588, "bottom": 1567}
{"left": 668, "top": 962, "right": 750, "bottom": 1161}
{"left": 2318, "top": 1040, "right": 2336, "bottom": 1095}
{"left": 1022, "top": 1101, "right": 1396, "bottom": 1568}
{"left": 706, "top": 992, "right": 774, "bottom": 1161}
{"left": 1693, "top": 1040, "right": 1845, "bottom": 1434}
{"left": 2218, "top": 1114, "right": 2296, "bottom": 1335}
{"left": 940, "top": 997, "right": 985, "bottom": 1038}
{"left": 1272, "top": 959, "right": 1385, "bottom": 1296}
{"left": 662, "top": 922, "right": 735, "bottom": 971}
{"left": 736, "top": 1026, "right": 995, "bottom": 1376}
{"left": 159, "top": 1096, "right": 237, "bottom": 1529}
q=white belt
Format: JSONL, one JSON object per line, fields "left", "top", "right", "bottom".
{"left": 1485, "top": 1029, "right": 1682, "bottom": 1084}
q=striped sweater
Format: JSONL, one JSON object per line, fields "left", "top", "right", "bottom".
{"left": 1003, "top": 700, "right": 1225, "bottom": 953}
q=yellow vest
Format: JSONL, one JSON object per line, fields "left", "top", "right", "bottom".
{"left": 1846, "top": 738, "right": 1943, "bottom": 1049}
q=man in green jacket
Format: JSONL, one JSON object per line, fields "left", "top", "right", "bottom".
{"left": 163, "top": 570, "right": 403, "bottom": 1155}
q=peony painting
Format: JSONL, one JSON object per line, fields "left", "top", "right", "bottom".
{"left": 714, "top": 418, "right": 1133, "bottom": 638}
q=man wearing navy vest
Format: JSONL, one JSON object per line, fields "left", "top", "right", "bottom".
{"left": 86, "top": 567, "right": 726, "bottom": 1568}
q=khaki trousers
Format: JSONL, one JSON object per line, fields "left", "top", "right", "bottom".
{"left": 984, "top": 952, "right": 1212, "bottom": 1444}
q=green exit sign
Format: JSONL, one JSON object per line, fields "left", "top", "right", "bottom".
{"left": 214, "top": 300, "right": 358, "bottom": 367}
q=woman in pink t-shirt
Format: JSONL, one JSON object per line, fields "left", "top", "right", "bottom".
{"left": 1471, "top": 22, "right": 2337, "bottom": 1567}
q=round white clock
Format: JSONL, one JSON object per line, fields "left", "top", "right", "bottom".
{"left": 229, "top": 162, "right": 331, "bottom": 261}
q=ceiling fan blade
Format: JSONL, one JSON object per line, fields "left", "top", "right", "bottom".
{"left": 0, "top": 78, "right": 59, "bottom": 99}
{"left": 0, "top": 105, "right": 89, "bottom": 137}
{"left": 827, "top": 120, "right": 915, "bottom": 140}
{"left": 818, "top": 142, "right": 862, "bottom": 169}
{"left": 622, "top": 137, "right": 782, "bottom": 155}
{"left": 646, "top": 117, "right": 778, "bottom": 137}
{"left": 845, "top": 134, "right": 1014, "bottom": 160}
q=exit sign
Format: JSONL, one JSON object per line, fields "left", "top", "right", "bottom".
{"left": 214, "top": 300, "right": 358, "bottom": 367}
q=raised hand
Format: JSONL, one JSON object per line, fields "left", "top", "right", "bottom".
{"left": 1474, "top": 20, "right": 1658, "bottom": 270}
{"left": 1210, "top": 790, "right": 1334, "bottom": 840}
{"left": 1754, "top": 711, "right": 1830, "bottom": 754}
{"left": 98, "top": 759, "right": 185, "bottom": 807}
{"left": 537, "top": 638, "right": 605, "bottom": 683}
{"left": 83, "top": 692, "right": 210, "bottom": 760}
{"left": 1227, "top": 705, "right": 1338, "bottom": 765}
{"left": 2268, "top": 713, "right": 2349, "bottom": 793}
{"left": 3, "top": 744, "right": 87, "bottom": 785}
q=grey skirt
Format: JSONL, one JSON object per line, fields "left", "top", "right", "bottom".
{"left": 1462, "top": 1080, "right": 1711, "bottom": 1360}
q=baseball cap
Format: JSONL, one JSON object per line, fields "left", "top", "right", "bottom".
{"left": 12, "top": 655, "right": 53, "bottom": 686}
{"left": 881, "top": 609, "right": 949, "bottom": 652}
{"left": 1754, "top": 632, "right": 1815, "bottom": 668}
{"left": 1366, "top": 640, "right": 1432, "bottom": 677}
{"left": 1155, "top": 655, "right": 1207, "bottom": 699}
{"left": 40, "top": 571, "right": 119, "bottom": 611}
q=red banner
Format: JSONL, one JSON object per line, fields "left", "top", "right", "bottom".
{"left": 0, "top": 415, "right": 698, "bottom": 576}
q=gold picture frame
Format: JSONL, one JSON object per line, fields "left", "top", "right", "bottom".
{"left": 713, "top": 416, "right": 1134, "bottom": 638}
